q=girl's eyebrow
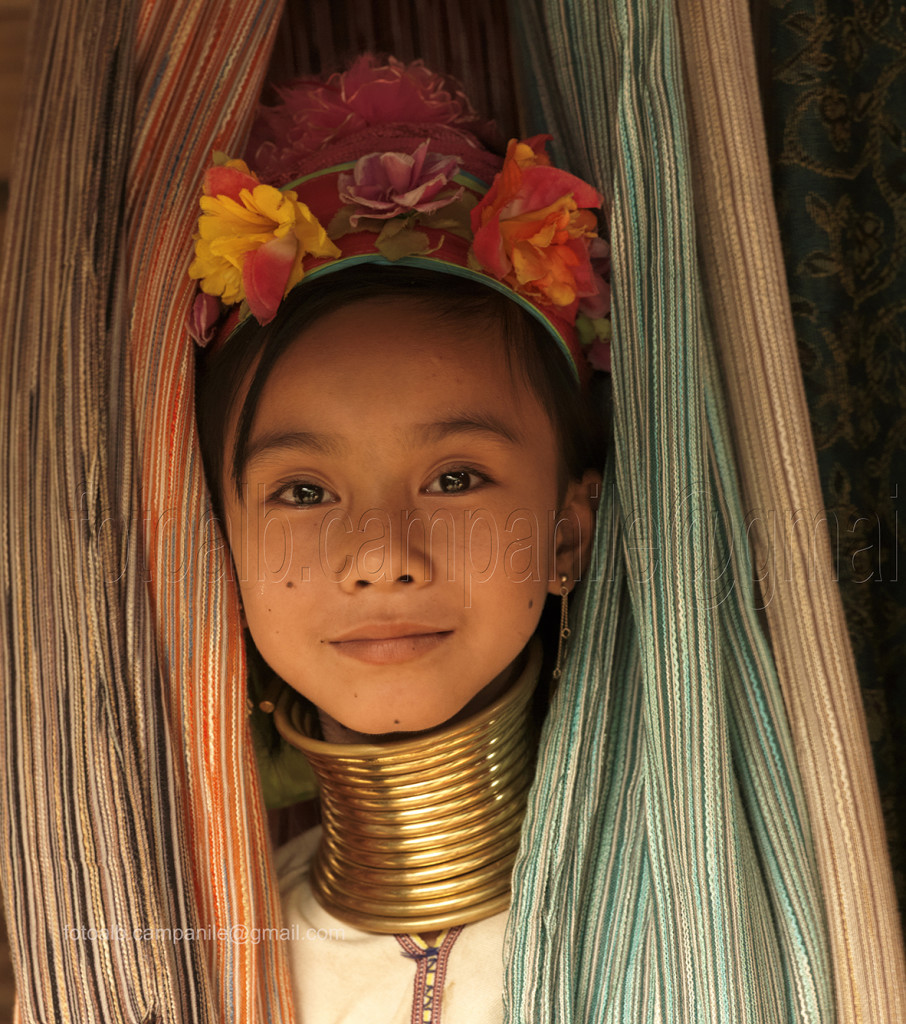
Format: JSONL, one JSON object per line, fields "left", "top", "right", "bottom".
{"left": 417, "top": 414, "right": 522, "bottom": 446}
{"left": 245, "top": 429, "right": 344, "bottom": 465}
{"left": 245, "top": 413, "right": 522, "bottom": 467}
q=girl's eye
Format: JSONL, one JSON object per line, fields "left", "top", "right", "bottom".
{"left": 275, "top": 482, "right": 336, "bottom": 507}
{"left": 425, "top": 469, "right": 488, "bottom": 494}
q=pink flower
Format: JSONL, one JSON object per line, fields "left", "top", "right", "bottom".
{"left": 586, "top": 338, "right": 612, "bottom": 373}
{"left": 339, "top": 56, "right": 481, "bottom": 128}
{"left": 248, "top": 55, "right": 498, "bottom": 184}
{"left": 338, "top": 141, "right": 463, "bottom": 225}
{"left": 187, "top": 292, "right": 221, "bottom": 347}
{"left": 576, "top": 309, "right": 613, "bottom": 374}
{"left": 578, "top": 237, "right": 612, "bottom": 319}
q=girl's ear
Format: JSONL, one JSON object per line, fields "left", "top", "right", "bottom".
{"left": 548, "top": 468, "right": 602, "bottom": 594}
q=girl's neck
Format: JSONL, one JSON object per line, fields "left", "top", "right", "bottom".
{"left": 273, "top": 641, "right": 542, "bottom": 934}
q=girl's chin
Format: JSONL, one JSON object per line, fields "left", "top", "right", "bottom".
{"left": 312, "top": 652, "right": 525, "bottom": 743}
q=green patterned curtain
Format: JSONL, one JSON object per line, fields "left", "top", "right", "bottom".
{"left": 763, "top": 0, "right": 906, "bottom": 908}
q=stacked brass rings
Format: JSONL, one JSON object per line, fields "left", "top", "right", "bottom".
{"left": 274, "top": 642, "right": 540, "bottom": 933}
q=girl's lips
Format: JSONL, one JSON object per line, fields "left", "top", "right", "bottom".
{"left": 329, "top": 630, "right": 452, "bottom": 665}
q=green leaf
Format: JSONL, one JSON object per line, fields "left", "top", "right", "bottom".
{"left": 328, "top": 206, "right": 384, "bottom": 239}
{"left": 421, "top": 197, "right": 476, "bottom": 240}
{"left": 377, "top": 216, "right": 410, "bottom": 241}
{"left": 376, "top": 226, "right": 436, "bottom": 261}
{"left": 249, "top": 707, "right": 319, "bottom": 809}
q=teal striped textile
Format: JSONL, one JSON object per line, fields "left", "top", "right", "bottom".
{"left": 505, "top": 3, "right": 834, "bottom": 1021}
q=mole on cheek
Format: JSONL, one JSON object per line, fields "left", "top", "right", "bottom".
{"left": 528, "top": 599, "right": 534, "bottom": 609}
{"left": 286, "top": 581, "right": 294, "bottom": 589}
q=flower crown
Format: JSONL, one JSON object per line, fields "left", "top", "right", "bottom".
{"left": 188, "top": 56, "right": 611, "bottom": 376}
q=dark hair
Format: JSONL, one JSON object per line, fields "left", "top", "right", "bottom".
{"left": 195, "top": 266, "right": 605, "bottom": 512}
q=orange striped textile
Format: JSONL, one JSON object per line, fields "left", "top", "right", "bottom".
{"left": 129, "top": 3, "right": 294, "bottom": 1021}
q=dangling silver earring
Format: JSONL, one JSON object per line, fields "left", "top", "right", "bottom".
{"left": 552, "top": 575, "right": 571, "bottom": 682}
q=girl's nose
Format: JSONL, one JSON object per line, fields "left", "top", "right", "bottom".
{"left": 323, "top": 506, "right": 438, "bottom": 592}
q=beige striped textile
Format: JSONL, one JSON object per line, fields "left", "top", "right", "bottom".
{"left": 1, "top": 1, "right": 296, "bottom": 1021}
{"left": 0, "top": 1, "right": 213, "bottom": 1020}
{"left": 675, "top": 1, "right": 906, "bottom": 1020}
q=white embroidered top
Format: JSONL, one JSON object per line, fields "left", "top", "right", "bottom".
{"left": 275, "top": 827, "right": 507, "bottom": 1024}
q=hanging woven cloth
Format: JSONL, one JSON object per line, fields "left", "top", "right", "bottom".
{"left": 505, "top": 0, "right": 904, "bottom": 1021}
{"left": 0, "top": 1, "right": 291, "bottom": 1021}
{"left": 674, "top": 1, "right": 906, "bottom": 1020}
{"left": 2, "top": 0, "right": 904, "bottom": 1022}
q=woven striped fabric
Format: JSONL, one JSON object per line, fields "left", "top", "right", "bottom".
{"left": 0, "top": 2, "right": 210, "bottom": 1020}
{"left": 674, "top": 1, "right": 906, "bottom": 1019}
{"left": 505, "top": 1, "right": 838, "bottom": 1021}
{"left": 1, "top": 1, "right": 292, "bottom": 1021}
{"left": 128, "top": 3, "right": 297, "bottom": 1020}
{"left": 2, "top": 1, "right": 901, "bottom": 1021}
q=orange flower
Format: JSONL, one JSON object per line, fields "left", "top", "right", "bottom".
{"left": 470, "top": 137, "right": 604, "bottom": 315}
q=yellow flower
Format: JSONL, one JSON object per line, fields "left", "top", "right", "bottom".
{"left": 189, "top": 159, "right": 340, "bottom": 323}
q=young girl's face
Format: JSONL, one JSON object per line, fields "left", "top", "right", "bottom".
{"left": 222, "top": 297, "right": 596, "bottom": 735}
